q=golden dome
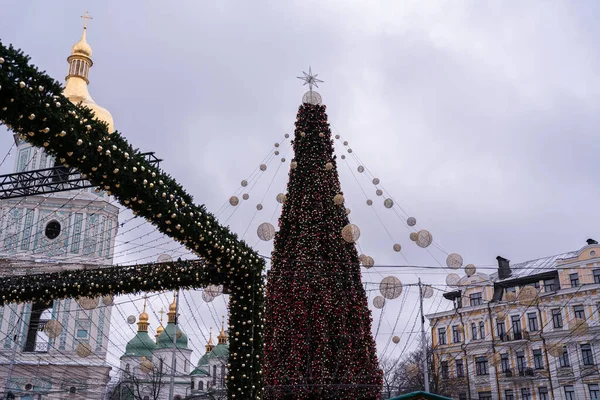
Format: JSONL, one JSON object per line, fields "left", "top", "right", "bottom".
{"left": 217, "top": 315, "right": 228, "bottom": 345}
{"left": 139, "top": 310, "right": 149, "bottom": 323}
{"left": 71, "top": 27, "right": 92, "bottom": 58}
{"left": 156, "top": 324, "right": 164, "bottom": 335}
{"left": 169, "top": 299, "right": 177, "bottom": 313}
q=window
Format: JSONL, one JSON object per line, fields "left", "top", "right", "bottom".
{"left": 76, "top": 329, "right": 88, "bottom": 339}
{"left": 479, "top": 321, "right": 485, "bottom": 339}
{"left": 506, "top": 286, "right": 516, "bottom": 293}
{"left": 552, "top": 309, "right": 563, "bottom": 328}
{"left": 199, "top": 381, "right": 203, "bottom": 390}
{"left": 23, "top": 302, "right": 52, "bottom": 353}
{"left": 221, "top": 365, "right": 226, "bottom": 386}
{"left": 570, "top": 272, "right": 580, "bottom": 287}
{"left": 511, "top": 315, "right": 522, "bottom": 335}
{"left": 564, "top": 385, "right": 575, "bottom": 400}
{"left": 456, "top": 358, "right": 464, "bottom": 377}
{"left": 471, "top": 323, "right": 478, "bottom": 340}
{"left": 213, "top": 365, "right": 217, "bottom": 385}
{"left": 69, "top": 387, "right": 76, "bottom": 394}
{"left": 544, "top": 278, "right": 557, "bottom": 292}
{"left": 594, "top": 269, "right": 600, "bottom": 284}
{"left": 191, "top": 380, "right": 195, "bottom": 390}
{"left": 497, "top": 319, "right": 506, "bottom": 338}
{"left": 44, "top": 220, "right": 61, "bottom": 240}
{"left": 533, "top": 349, "right": 544, "bottom": 369}
{"left": 527, "top": 312, "right": 539, "bottom": 331}
{"left": 441, "top": 361, "right": 449, "bottom": 379}
{"left": 504, "top": 389, "right": 514, "bottom": 400}
{"left": 574, "top": 305, "right": 585, "bottom": 319}
{"left": 538, "top": 387, "right": 549, "bottom": 400}
{"left": 125, "top": 364, "right": 130, "bottom": 373}
{"left": 438, "top": 327, "right": 447, "bottom": 345}
{"left": 582, "top": 343, "right": 594, "bottom": 365}
{"left": 590, "top": 383, "right": 600, "bottom": 400}
{"left": 478, "top": 391, "right": 492, "bottom": 400}
{"left": 452, "top": 325, "right": 461, "bottom": 343}
{"left": 143, "top": 397, "right": 150, "bottom": 400}
{"left": 521, "top": 388, "right": 531, "bottom": 400}
{"left": 475, "top": 356, "right": 488, "bottom": 375}
{"left": 501, "top": 353, "right": 510, "bottom": 372}
{"left": 560, "top": 346, "right": 570, "bottom": 367}
{"left": 516, "top": 351, "right": 526, "bottom": 373}
{"left": 470, "top": 292, "right": 482, "bottom": 306}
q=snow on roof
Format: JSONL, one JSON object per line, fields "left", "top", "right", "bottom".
{"left": 491, "top": 250, "right": 579, "bottom": 283}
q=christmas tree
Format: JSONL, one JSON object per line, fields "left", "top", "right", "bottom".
{"left": 264, "top": 71, "right": 382, "bottom": 399}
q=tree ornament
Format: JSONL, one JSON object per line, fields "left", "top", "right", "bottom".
{"left": 281, "top": 158, "right": 285, "bottom": 162}
{"left": 348, "top": 149, "right": 353, "bottom": 153}
{"left": 43, "top": 319, "right": 62, "bottom": 339}
{"left": 392, "top": 336, "right": 400, "bottom": 344}
{"left": 393, "top": 243, "right": 401, "bottom": 252}
{"left": 366, "top": 199, "right": 373, "bottom": 206}
{"left": 325, "top": 162, "right": 333, "bottom": 170}
{"left": 28, "top": 113, "right": 35, "bottom": 120}
{"left": 446, "top": 253, "right": 463, "bottom": 270}
{"left": 363, "top": 256, "right": 375, "bottom": 269}
{"left": 421, "top": 285, "right": 434, "bottom": 299}
{"left": 415, "top": 230, "right": 433, "bottom": 248}
{"left": 341, "top": 155, "right": 346, "bottom": 159}
{"left": 372, "top": 178, "right": 380, "bottom": 185}
{"left": 276, "top": 193, "right": 285, "bottom": 203}
{"left": 383, "top": 198, "right": 394, "bottom": 208}
{"left": 229, "top": 196, "right": 240, "bottom": 206}
{"left": 373, "top": 296, "right": 385, "bottom": 309}
{"left": 275, "top": 151, "right": 280, "bottom": 156}
{"left": 76, "top": 343, "right": 92, "bottom": 358}
{"left": 333, "top": 194, "right": 344, "bottom": 205}
{"left": 127, "top": 315, "right": 136, "bottom": 324}
{"left": 256, "top": 204, "right": 263, "bottom": 211}
{"left": 259, "top": 164, "right": 267, "bottom": 171}
{"left": 241, "top": 180, "right": 248, "bottom": 187}
{"left": 300, "top": 132, "right": 306, "bottom": 137}
{"left": 341, "top": 224, "right": 360, "bottom": 243}
{"left": 357, "top": 166, "right": 364, "bottom": 173}
{"left": 285, "top": 133, "right": 290, "bottom": 138}
{"left": 274, "top": 143, "right": 280, "bottom": 147}
{"left": 379, "top": 276, "right": 403, "bottom": 299}
{"left": 77, "top": 297, "right": 98, "bottom": 310}
{"left": 102, "top": 295, "right": 114, "bottom": 306}
{"left": 242, "top": 193, "right": 249, "bottom": 200}
{"left": 290, "top": 161, "right": 297, "bottom": 169}
{"left": 376, "top": 189, "right": 383, "bottom": 196}
{"left": 343, "top": 141, "right": 348, "bottom": 146}
{"left": 257, "top": 222, "right": 276, "bottom": 241}
{"left": 446, "top": 273, "right": 460, "bottom": 287}
{"left": 464, "top": 264, "right": 476, "bottom": 277}
{"left": 407, "top": 217, "right": 417, "bottom": 226}
{"left": 345, "top": 208, "right": 351, "bottom": 215}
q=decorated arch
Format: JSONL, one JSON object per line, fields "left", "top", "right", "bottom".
{"left": 0, "top": 42, "right": 264, "bottom": 399}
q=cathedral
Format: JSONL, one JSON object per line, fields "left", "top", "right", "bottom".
{"left": 113, "top": 297, "right": 229, "bottom": 400}
{"left": 0, "top": 18, "right": 117, "bottom": 400}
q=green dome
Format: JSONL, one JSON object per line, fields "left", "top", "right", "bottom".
{"left": 156, "top": 322, "right": 188, "bottom": 349}
{"left": 191, "top": 365, "right": 209, "bottom": 376}
{"left": 122, "top": 331, "right": 156, "bottom": 358}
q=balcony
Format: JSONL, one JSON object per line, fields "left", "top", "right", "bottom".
{"left": 498, "top": 331, "right": 530, "bottom": 345}
{"left": 502, "top": 368, "right": 534, "bottom": 381}
{"left": 581, "top": 364, "right": 599, "bottom": 376}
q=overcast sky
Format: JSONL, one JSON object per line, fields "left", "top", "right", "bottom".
{"left": 2, "top": 0, "right": 600, "bottom": 379}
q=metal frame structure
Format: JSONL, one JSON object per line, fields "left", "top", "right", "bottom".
{"left": 0, "top": 152, "right": 161, "bottom": 200}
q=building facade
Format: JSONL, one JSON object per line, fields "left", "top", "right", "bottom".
{"left": 0, "top": 23, "right": 118, "bottom": 399}
{"left": 427, "top": 239, "right": 600, "bottom": 400}
{"left": 114, "top": 298, "right": 228, "bottom": 400}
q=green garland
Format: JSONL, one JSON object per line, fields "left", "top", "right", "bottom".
{"left": 0, "top": 41, "right": 264, "bottom": 399}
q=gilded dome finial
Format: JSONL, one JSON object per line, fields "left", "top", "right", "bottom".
{"left": 137, "top": 295, "right": 149, "bottom": 333}
{"left": 205, "top": 327, "right": 216, "bottom": 353}
{"left": 167, "top": 292, "right": 178, "bottom": 323}
{"left": 217, "top": 315, "right": 228, "bottom": 345}
{"left": 155, "top": 307, "right": 165, "bottom": 343}
{"left": 71, "top": 12, "right": 93, "bottom": 58}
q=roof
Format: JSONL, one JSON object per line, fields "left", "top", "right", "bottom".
{"left": 156, "top": 322, "right": 188, "bottom": 349}
{"left": 491, "top": 250, "right": 578, "bottom": 283}
{"left": 389, "top": 391, "right": 453, "bottom": 400}
{"left": 122, "top": 331, "right": 156, "bottom": 358}
{"left": 190, "top": 366, "right": 210, "bottom": 377}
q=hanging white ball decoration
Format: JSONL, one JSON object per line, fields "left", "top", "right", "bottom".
{"left": 276, "top": 193, "right": 285, "bottom": 203}
{"left": 333, "top": 194, "right": 344, "bottom": 205}
{"left": 415, "top": 230, "right": 433, "bottom": 248}
{"left": 229, "top": 196, "right": 240, "bottom": 206}
{"left": 359, "top": 254, "right": 367, "bottom": 264}
{"left": 302, "top": 90, "right": 322, "bottom": 105}
{"left": 202, "top": 291, "right": 216, "bottom": 302}
{"left": 102, "top": 295, "right": 114, "bottom": 306}
{"left": 446, "top": 273, "right": 460, "bottom": 287}
{"left": 205, "top": 285, "right": 223, "bottom": 297}
{"left": 366, "top": 199, "right": 373, "bottom": 206}
{"left": 380, "top": 276, "right": 403, "bottom": 299}
{"left": 274, "top": 143, "right": 280, "bottom": 148}
{"left": 325, "top": 162, "right": 333, "bottom": 170}
{"left": 77, "top": 297, "right": 98, "bottom": 310}
{"left": 407, "top": 217, "right": 417, "bottom": 226}
{"left": 348, "top": 149, "right": 353, "bottom": 153}
{"left": 373, "top": 296, "right": 385, "bottom": 309}
{"left": 345, "top": 208, "right": 351, "bottom": 215}
{"left": 421, "top": 285, "right": 434, "bottom": 299}
{"left": 285, "top": 133, "right": 290, "bottom": 138}
{"left": 335, "top": 134, "right": 340, "bottom": 139}
{"left": 343, "top": 141, "right": 348, "bottom": 146}
{"left": 127, "top": 315, "right": 136, "bottom": 324}
{"left": 341, "top": 224, "right": 360, "bottom": 243}
{"left": 256, "top": 204, "right": 263, "bottom": 211}
{"left": 76, "top": 343, "right": 92, "bottom": 358}
{"left": 446, "top": 253, "right": 463, "bottom": 270}
{"left": 241, "top": 180, "right": 248, "bottom": 187}
{"left": 376, "top": 189, "right": 383, "bottom": 196}
{"left": 44, "top": 320, "right": 63, "bottom": 339}
{"left": 275, "top": 151, "right": 280, "bottom": 156}
{"left": 357, "top": 166, "right": 364, "bottom": 173}
{"left": 465, "top": 264, "right": 476, "bottom": 277}
{"left": 300, "top": 132, "right": 306, "bottom": 137}
{"left": 242, "top": 193, "right": 249, "bottom": 200}
{"left": 392, "top": 336, "right": 401, "bottom": 344}
{"left": 409, "top": 232, "right": 418, "bottom": 241}
{"left": 372, "top": 178, "right": 380, "bottom": 185}
{"left": 393, "top": 243, "right": 401, "bottom": 252}
{"left": 341, "top": 155, "right": 346, "bottom": 159}
{"left": 290, "top": 161, "right": 298, "bottom": 169}
{"left": 384, "top": 198, "right": 394, "bottom": 208}
{"left": 259, "top": 164, "right": 267, "bottom": 171}
{"left": 363, "top": 256, "right": 375, "bottom": 269}
{"left": 257, "top": 222, "right": 276, "bottom": 241}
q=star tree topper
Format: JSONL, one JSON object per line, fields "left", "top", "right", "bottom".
{"left": 297, "top": 66, "right": 323, "bottom": 91}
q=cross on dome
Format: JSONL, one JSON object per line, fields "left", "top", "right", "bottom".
{"left": 80, "top": 11, "right": 93, "bottom": 29}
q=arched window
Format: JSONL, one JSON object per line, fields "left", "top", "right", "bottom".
{"left": 221, "top": 365, "right": 226, "bottom": 386}
{"left": 174, "top": 396, "right": 182, "bottom": 400}
{"left": 213, "top": 365, "right": 217, "bottom": 385}
{"left": 199, "top": 381, "right": 203, "bottom": 390}
{"left": 69, "top": 387, "right": 77, "bottom": 394}
{"left": 191, "top": 380, "right": 194, "bottom": 390}
{"left": 125, "top": 363, "right": 130, "bottom": 373}
{"left": 143, "top": 397, "right": 150, "bottom": 400}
